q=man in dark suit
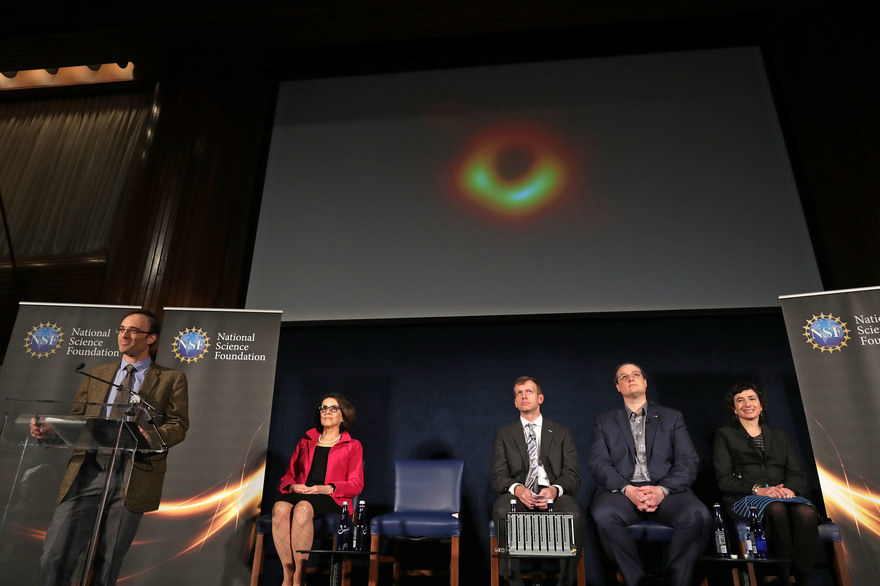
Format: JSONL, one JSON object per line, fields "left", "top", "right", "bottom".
{"left": 492, "top": 376, "right": 582, "bottom": 586}
{"left": 30, "top": 309, "right": 189, "bottom": 586}
{"left": 589, "top": 363, "right": 709, "bottom": 586}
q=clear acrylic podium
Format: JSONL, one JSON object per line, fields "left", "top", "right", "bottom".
{"left": 0, "top": 397, "right": 157, "bottom": 586}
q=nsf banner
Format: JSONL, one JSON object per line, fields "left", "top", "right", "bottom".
{"left": 135, "top": 306, "right": 281, "bottom": 585}
{"left": 0, "top": 303, "right": 282, "bottom": 585}
{"left": 780, "top": 286, "right": 880, "bottom": 583}
{"left": 0, "top": 302, "right": 138, "bottom": 400}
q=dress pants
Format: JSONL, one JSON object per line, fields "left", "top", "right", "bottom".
{"left": 591, "top": 490, "right": 710, "bottom": 586}
{"left": 41, "top": 452, "right": 143, "bottom": 586}
{"left": 493, "top": 492, "right": 583, "bottom": 586}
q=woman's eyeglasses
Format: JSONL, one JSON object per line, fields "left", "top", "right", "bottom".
{"left": 318, "top": 405, "right": 341, "bottom": 414}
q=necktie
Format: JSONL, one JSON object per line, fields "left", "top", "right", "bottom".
{"left": 108, "top": 364, "right": 137, "bottom": 420}
{"left": 524, "top": 423, "right": 539, "bottom": 492}
{"left": 98, "top": 364, "right": 136, "bottom": 468}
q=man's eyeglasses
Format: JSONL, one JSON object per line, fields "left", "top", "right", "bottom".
{"left": 318, "top": 405, "right": 341, "bottom": 414}
{"left": 116, "top": 327, "right": 152, "bottom": 336}
{"left": 617, "top": 372, "right": 644, "bottom": 382}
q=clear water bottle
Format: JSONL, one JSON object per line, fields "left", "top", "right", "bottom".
{"left": 546, "top": 498, "right": 554, "bottom": 512}
{"left": 748, "top": 505, "right": 768, "bottom": 558}
{"left": 335, "top": 500, "right": 354, "bottom": 551}
{"left": 352, "top": 500, "right": 370, "bottom": 551}
{"left": 510, "top": 498, "right": 517, "bottom": 512}
{"left": 712, "top": 503, "right": 731, "bottom": 558}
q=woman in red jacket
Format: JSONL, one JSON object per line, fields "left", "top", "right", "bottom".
{"left": 272, "top": 393, "right": 364, "bottom": 586}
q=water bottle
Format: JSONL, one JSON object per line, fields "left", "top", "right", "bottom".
{"left": 744, "top": 525, "right": 755, "bottom": 559}
{"left": 352, "top": 500, "right": 370, "bottom": 551}
{"left": 546, "top": 498, "right": 554, "bottom": 512}
{"left": 748, "top": 505, "right": 768, "bottom": 558}
{"left": 335, "top": 500, "right": 354, "bottom": 550}
{"left": 712, "top": 503, "right": 731, "bottom": 558}
{"left": 510, "top": 498, "right": 517, "bottom": 512}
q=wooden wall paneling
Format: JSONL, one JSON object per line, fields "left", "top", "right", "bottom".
{"left": 99, "top": 68, "right": 278, "bottom": 314}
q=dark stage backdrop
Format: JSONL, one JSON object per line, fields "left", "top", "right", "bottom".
{"left": 262, "top": 309, "right": 824, "bottom": 585}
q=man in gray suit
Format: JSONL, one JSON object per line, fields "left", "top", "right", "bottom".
{"left": 492, "top": 376, "right": 582, "bottom": 586}
{"left": 30, "top": 309, "right": 189, "bottom": 586}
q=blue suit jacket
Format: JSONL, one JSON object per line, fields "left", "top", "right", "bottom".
{"left": 588, "top": 402, "right": 699, "bottom": 494}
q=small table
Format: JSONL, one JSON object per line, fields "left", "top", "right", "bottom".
{"left": 297, "top": 549, "right": 376, "bottom": 586}
{"left": 699, "top": 555, "right": 790, "bottom": 586}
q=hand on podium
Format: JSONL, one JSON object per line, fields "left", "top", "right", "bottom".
{"left": 29, "top": 416, "right": 55, "bottom": 440}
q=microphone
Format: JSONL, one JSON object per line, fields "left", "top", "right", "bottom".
{"left": 74, "top": 362, "right": 169, "bottom": 451}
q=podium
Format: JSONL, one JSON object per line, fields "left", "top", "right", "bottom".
{"left": 0, "top": 397, "right": 161, "bottom": 586}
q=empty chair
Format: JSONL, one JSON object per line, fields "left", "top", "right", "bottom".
{"left": 368, "top": 459, "right": 464, "bottom": 586}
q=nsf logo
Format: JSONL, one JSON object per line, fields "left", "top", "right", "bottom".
{"left": 23, "top": 323, "right": 64, "bottom": 358}
{"left": 803, "top": 313, "right": 851, "bottom": 353}
{"left": 172, "top": 327, "right": 211, "bottom": 363}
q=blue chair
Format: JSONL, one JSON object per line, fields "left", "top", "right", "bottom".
{"left": 732, "top": 518, "right": 851, "bottom": 586}
{"left": 250, "top": 501, "right": 358, "bottom": 586}
{"left": 615, "top": 520, "right": 676, "bottom": 584}
{"left": 368, "top": 459, "right": 464, "bottom": 586}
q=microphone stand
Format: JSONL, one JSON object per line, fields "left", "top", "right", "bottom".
{"left": 74, "top": 363, "right": 169, "bottom": 451}
{"left": 72, "top": 363, "right": 168, "bottom": 586}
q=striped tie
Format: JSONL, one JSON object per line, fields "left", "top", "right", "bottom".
{"left": 108, "top": 364, "right": 136, "bottom": 420}
{"left": 524, "top": 423, "right": 539, "bottom": 492}
{"left": 97, "top": 364, "right": 136, "bottom": 468}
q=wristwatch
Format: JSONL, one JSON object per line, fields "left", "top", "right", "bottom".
{"left": 752, "top": 484, "right": 760, "bottom": 495}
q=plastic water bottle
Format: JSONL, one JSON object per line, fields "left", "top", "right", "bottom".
{"left": 712, "top": 503, "right": 731, "bottom": 558}
{"left": 352, "top": 500, "right": 370, "bottom": 551}
{"left": 748, "top": 505, "right": 768, "bottom": 558}
{"left": 335, "top": 500, "right": 354, "bottom": 550}
{"left": 510, "top": 498, "right": 517, "bottom": 512}
{"left": 546, "top": 498, "right": 554, "bottom": 512}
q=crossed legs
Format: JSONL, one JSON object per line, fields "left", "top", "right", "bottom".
{"left": 272, "top": 500, "right": 316, "bottom": 586}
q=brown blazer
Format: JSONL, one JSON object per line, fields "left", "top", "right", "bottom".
{"left": 58, "top": 361, "right": 189, "bottom": 513}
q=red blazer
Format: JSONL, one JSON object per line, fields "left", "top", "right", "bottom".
{"left": 278, "top": 428, "right": 364, "bottom": 507}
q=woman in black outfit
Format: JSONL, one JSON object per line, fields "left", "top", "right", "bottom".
{"left": 713, "top": 382, "right": 819, "bottom": 585}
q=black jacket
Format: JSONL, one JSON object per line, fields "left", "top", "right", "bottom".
{"left": 713, "top": 422, "right": 808, "bottom": 510}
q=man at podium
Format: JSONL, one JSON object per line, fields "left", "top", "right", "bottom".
{"left": 29, "top": 309, "right": 190, "bottom": 586}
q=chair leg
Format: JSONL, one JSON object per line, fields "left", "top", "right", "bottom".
{"left": 368, "top": 534, "right": 380, "bottom": 586}
{"left": 341, "top": 557, "right": 352, "bottom": 586}
{"left": 490, "top": 535, "right": 499, "bottom": 586}
{"left": 832, "top": 541, "right": 851, "bottom": 586}
{"left": 738, "top": 540, "right": 757, "bottom": 586}
{"left": 250, "top": 532, "right": 264, "bottom": 586}
{"left": 576, "top": 553, "right": 585, "bottom": 586}
{"left": 450, "top": 535, "right": 459, "bottom": 586}
{"left": 393, "top": 541, "right": 401, "bottom": 586}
